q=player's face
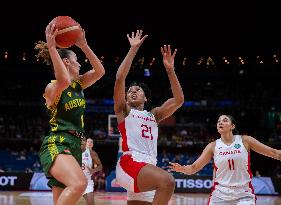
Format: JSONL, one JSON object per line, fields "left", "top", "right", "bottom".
{"left": 217, "top": 115, "right": 235, "bottom": 134}
{"left": 67, "top": 52, "right": 81, "bottom": 78}
{"left": 126, "top": 86, "right": 147, "bottom": 107}
{"left": 86, "top": 139, "right": 93, "bottom": 149}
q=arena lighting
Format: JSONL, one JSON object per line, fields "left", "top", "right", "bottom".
{"left": 22, "top": 53, "right": 26, "bottom": 61}
{"left": 197, "top": 57, "right": 203, "bottom": 65}
{"left": 100, "top": 56, "right": 104, "bottom": 64}
{"left": 238, "top": 57, "right": 245, "bottom": 65}
{"left": 149, "top": 57, "right": 155, "bottom": 66}
{"left": 182, "top": 57, "right": 187, "bottom": 66}
{"left": 4, "top": 51, "right": 8, "bottom": 60}
{"left": 222, "top": 57, "right": 229, "bottom": 64}
{"left": 1, "top": 50, "right": 280, "bottom": 66}
{"left": 206, "top": 56, "right": 215, "bottom": 66}
{"left": 273, "top": 54, "right": 279, "bottom": 63}
{"left": 114, "top": 56, "right": 119, "bottom": 63}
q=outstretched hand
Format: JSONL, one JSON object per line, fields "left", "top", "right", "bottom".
{"left": 75, "top": 28, "right": 88, "bottom": 49}
{"left": 45, "top": 21, "right": 58, "bottom": 49}
{"left": 127, "top": 30, "right": 148, "bottom": 48}
{"left": 168, "top": 162, "right": 192, "bottom": 175}
{"left": 161, "top": 45, "right": 177, "bottom": 72}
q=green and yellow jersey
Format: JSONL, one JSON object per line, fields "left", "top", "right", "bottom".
{"left": 45, "top": 80, "right": 86, "bottom": 133}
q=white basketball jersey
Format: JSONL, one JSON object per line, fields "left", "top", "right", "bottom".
{"left": 214, "top": 135, "right": 252, "bottom": 187}
{"left": 82, "top": 148, "right": 93, "bottom": 180}
{"left": 118, "top": 109, "right": 158, "bottom": 163}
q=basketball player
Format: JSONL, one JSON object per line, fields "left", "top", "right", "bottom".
{"left": 81, "top": 138, "right": 103, "bottom": 205}
{"left": 114, "top": 30, "right": 184, "bottom": 205}
{"left": 169, "top": 114, "right": 281, "bottom": 205}
{"left": 36, "top": 20, "right": 105, "bottom": 205}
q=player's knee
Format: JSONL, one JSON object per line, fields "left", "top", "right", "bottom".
{"left": 72, "top": 176, "right": 88, "bottom": 194}
{"left": 160, "top": 174, "right": 175, "bottom": 190}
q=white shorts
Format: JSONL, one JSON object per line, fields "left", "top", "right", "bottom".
{"left": 83, "top": 180, "right": 94, "bottom": 195}
{"left": 128, "top": 190, "right": 156, "bottom": 203}
{"left": 116, "top": 152, "right": 156, "bottom": 193}
{"left": 208, "top": 183, "right": 256, "bottom": 205}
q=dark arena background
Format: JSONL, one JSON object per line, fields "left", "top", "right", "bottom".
{"left": 0, "top": 1, "right": 281, "bottom": 204}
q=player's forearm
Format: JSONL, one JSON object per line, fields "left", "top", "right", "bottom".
{"left": 116, "top": 47, "right": 139, "bottom": 80}
{"left": 80, "top": 45, "right": 105, "bottom": 76}
{"left": 49, "top": 47, "right": 71, "bottom": 83}
{"left": 167, "top": 70, "right": 184, "bottom": 105}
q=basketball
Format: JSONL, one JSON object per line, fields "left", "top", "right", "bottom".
{"left": 53, "top": 16, "right": 83, "bottom": 48}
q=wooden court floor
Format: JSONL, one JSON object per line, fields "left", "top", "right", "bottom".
{"left": 0, "top": 191, "right": 281, "bottom": 205}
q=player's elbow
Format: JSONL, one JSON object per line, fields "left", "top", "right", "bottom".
{"left": 175, "top": 94, "right": 184, "bottom": 106}
{"left": 98, "top": 68, "right": 105, "bottom": 77}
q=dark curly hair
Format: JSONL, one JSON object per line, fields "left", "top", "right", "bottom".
{"left": 126, "top": 82, "right": 152, "bottom": 111}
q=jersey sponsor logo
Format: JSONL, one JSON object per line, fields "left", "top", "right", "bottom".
{"left": 219, "top": 149, "right": 241, "bottom": 155}
{"left": 234, "top": 143, "right": 241, "bottom": 149}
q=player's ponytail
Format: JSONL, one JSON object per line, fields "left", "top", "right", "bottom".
{"left": 34, "top": 41, "right": 52, "bottom": 65}
{"left": 34, "top": 41, "right": 73, "bottom": 66}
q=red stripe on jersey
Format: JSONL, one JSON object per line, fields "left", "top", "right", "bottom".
{"left": 208, "top": 182, "right": 218, "bottom": 205}
{"left": 247, "top": 152, "right": 253, "bottom": 178}
{"left": 120, "top": 154, "right": 147, "bottom": 192}
{"left": 249, "top": 182, "right": 257, "bottom": 204}
{"left": 118, "top": 121, "right": 129, "bottom": 152}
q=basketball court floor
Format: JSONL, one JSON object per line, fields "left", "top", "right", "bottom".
{"left": 0, "top": 191, "right": 281, "bottom": 205}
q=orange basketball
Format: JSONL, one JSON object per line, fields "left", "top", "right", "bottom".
{"left": 53, "top": 16, "right": 82, "bottom": 48}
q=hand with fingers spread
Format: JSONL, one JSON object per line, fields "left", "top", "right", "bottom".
{"left": 168, "top": 162, "right": 193, "bottom": 175}
{"left": 45, "top": 22, "right": 58, "bottom": 49}
{"left": 75, "top": 28, "right": 88, "bottom": 49}
{"left": 127, "top": 30, "right": 148, "bottom": 49}
{"left": 161, "top": 45, "right": 177, "bottom": 72}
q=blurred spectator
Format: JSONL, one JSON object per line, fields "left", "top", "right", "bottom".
{"left": 255, "top": 170, "right": 261, "bottom": 177}
{"left": 94, "top": 170, "right": 106, "bottom": 191}
{"left": 273, "top": 165, "right": 281, "bottom": 178}
{"left": 33, "top": 160, "right": 42, "bottom": 172}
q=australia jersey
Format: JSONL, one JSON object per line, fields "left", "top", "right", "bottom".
{"left": 45, "top": 80, "right": 86, "bottom": 133}
{"left": 118, "top": 109, "right": 158, "bottom": 162}
{"left": 82, "top": 148, "right": 93, "bottom": 181}
{"left": 213, "top": 135, "right": 252, "bottom": 187}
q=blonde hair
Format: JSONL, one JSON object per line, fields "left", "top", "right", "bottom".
{"left": 34, "top": 41, "right": 52, "bottom": 66}
{"left": 34, "top": 41, "right": 74, "bottom": 67}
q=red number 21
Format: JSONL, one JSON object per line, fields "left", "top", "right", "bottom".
{"left": 141, "top": 124, "right": 153, "bottom": 140}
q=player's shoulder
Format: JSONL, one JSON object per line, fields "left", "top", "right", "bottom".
{"left": 206, "top": 141, "right": 216, "bottom": 153}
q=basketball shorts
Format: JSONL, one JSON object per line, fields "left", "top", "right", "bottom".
{"left": 127, "top": 190, "right": 156, "bottom": 203}
{"left": 83, "top": 179, "right": 94, "bottom": 195}
{"left": 39, "top": 131, "right": 82, "bottom": 188}
{"left": 208, "top": 183, "right": 256, "bottom": 205}
{"left": 116, "top": 152, "right": 157, "bottom": 193}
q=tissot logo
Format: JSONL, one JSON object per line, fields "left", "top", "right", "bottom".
{"left": 175, "top": 179, "right": 213, "bottom": 189}
{"left": 0, "top": 176, "right": 17, "bottom": 186}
